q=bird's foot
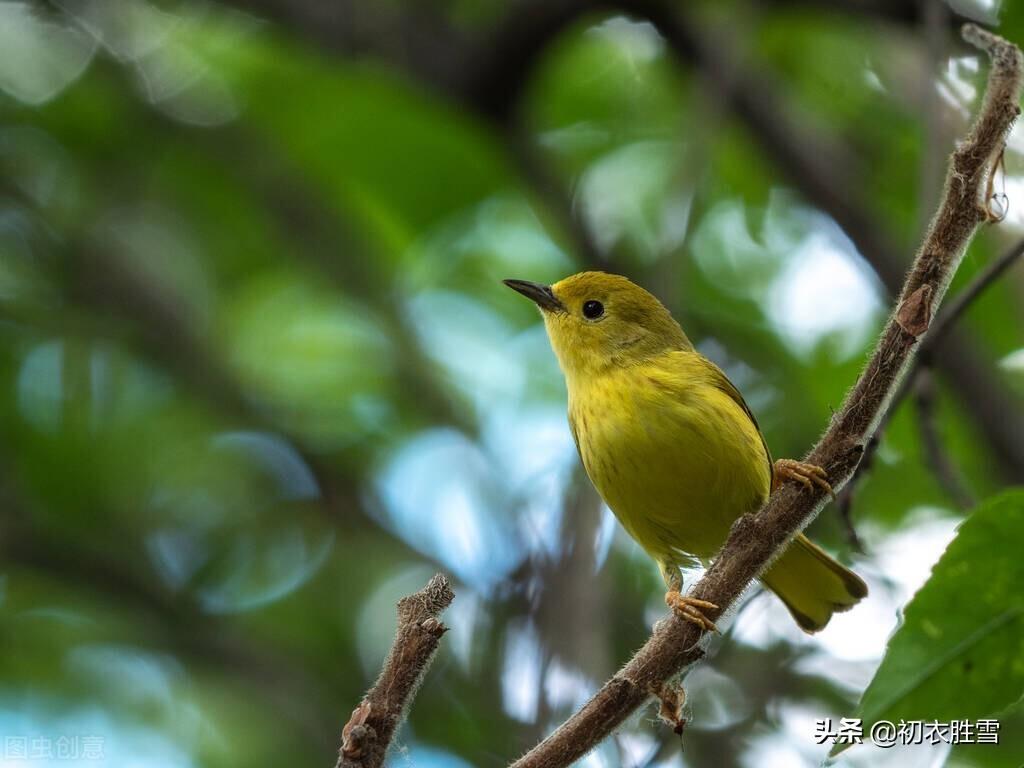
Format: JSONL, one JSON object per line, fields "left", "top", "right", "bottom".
{"left": 665, "top": 591, "right": 719, "bottom": 633}
{"left": 773, "top": 459, "right": 835, "bottom": 498}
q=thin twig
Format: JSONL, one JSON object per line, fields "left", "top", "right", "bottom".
{"left": 336, "top": 574, "right": 455, "bottom": 768}
{"left": 759, "top": 0, "right": 978, "bottom": 30}
{"left": 508, "top": 24, "right": 1021, "bottom": 768}
{"left": 927, "top": 236, "right": 1024, "bottom": 346}
{"left": 914, "top": 366, "right": 976, "bottom": 509}
{"left": 835, "top": 453, "right": 870, "bottom": 553}
{"left": 839, "top": 235, "right": 1024, "bottom": 515}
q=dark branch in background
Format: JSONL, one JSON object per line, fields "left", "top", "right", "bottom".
{"left": 61, "top": 242, "right": 365, "bottom": 520}
{"left": 913, "top": 367, "right": 975, "bottom": 510}
{"left": 757, "top": 0, "right": 978, "bottom": 30}
{"left": 834, "top": 466, "right": 868, "bottom": 552}
{"left": 928, "top": 236, "right": 1024, "bottom": 341}
{"left": 1, "top": 166, "right": 362, "bottom": 522}
{"left": 507, "top": 25, "right": 1021, "bottom": 768}
{"left": 840, "top": 236, "right": 1024, "bottom": 524}
{"left": 506, "top": 125, "right": 611, "bottom": 271}
{"left": 335, "top": 574, "right": 454, "bottom": 768}
{"left": 222, "top": 0, "right": 470, "bottom": 97}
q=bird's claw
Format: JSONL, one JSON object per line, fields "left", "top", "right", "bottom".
{"left": 773, "top": 459, "right": 835, "bottom": 499}
{"left": 665, "top": 591, "right": 719, "bottom": 633}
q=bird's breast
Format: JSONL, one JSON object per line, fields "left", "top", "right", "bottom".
{"left": 568, "top": 365, "right": 770, "bottom": 559}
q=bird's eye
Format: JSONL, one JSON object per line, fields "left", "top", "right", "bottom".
{"left": 582, "top": 300, "right": 604, "bottom": 319}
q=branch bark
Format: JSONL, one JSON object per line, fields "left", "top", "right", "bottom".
{"left": 927, "top": 236, "right": 1024, "bottom": 345}
{"left": 509, "top": 24, "right": 1021, "bottom": 768}
{"left": 335, "top": 574, "right": 455, "bottom": 768}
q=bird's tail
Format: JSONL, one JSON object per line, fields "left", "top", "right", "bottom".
{"left": 761, "top": 534, "right": 867, "bottom": 633}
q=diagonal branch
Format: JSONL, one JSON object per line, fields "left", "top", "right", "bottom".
{"left": 913, "top": 366, "right": 976, "bottom": 510}
{"left": 668, "top": 13, "right": 1024, "bottom": 483}
{"left": 926, "top": 236, "right": 1024, "bottom": 346}
{"left": 509, "top": 24, "right": 1021, "bottom": 768}
{"left": 840, "top": 235, "right": 1024, "bottom": 519}
{"left": 335, "top": 574, "right": 455, "bottom": 768}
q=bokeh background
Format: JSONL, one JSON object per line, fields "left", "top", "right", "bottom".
{"left": 2, "top": 0, "right": 1024, "bottom": 766}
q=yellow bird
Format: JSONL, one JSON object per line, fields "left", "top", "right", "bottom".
{"left": 505, "top": 271, "right": 866, "bottom": 633}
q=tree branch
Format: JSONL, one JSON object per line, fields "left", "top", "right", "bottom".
{"left": 335, "top": 574, "right": 455, "bottom": 768}
{"left": 913, "top": 366, "right": 976, "bottom": 510}
{"left": 927, "top": 236, "right": 1024, "bottom": 347}
{"left": 648, "top": 7, "right": 1024, "bottom": 483}
{"left": 759, "top": 0, "right": 980, "bottom": 30}
{"left": 839, "top": 234, "right": 1024, "bottom": 517}
{"left": 509, "top": 24, "right": 1021, "bottom": 768}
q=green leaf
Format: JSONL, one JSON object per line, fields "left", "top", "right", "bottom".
{"left": 833, "top": 490, "right": 1024, "bottom": 756}
{"left": 946, "top": 703, "right": 1024, "bottom": 767}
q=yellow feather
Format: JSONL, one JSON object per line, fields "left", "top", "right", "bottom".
{"left": 507, "top": 270, "right": 866, "bottom": 633}
{"left": 569, "top": 352, "right": 769, "bottom": 565}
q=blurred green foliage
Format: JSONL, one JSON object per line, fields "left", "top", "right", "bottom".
{"left": 1, "top": 1, "right": 1023, "bottom": 767}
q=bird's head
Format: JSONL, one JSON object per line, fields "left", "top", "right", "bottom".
{"left": 504, "top": 271, "right": 691, "bottom": 381}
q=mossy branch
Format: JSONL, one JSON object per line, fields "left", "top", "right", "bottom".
{"left": 509, "top": 24, "right": 1022, "bottom": 768}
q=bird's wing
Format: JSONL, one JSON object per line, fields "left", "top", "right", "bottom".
{"left": 691, "top": 353, "right": 774, "bottom": 477}
{"left": 567, "top": 410, "right": 584, "bottom": 463}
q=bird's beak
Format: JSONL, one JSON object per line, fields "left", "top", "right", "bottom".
{"left": 503, "top": 279, "right": 565, "bottom": 313}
